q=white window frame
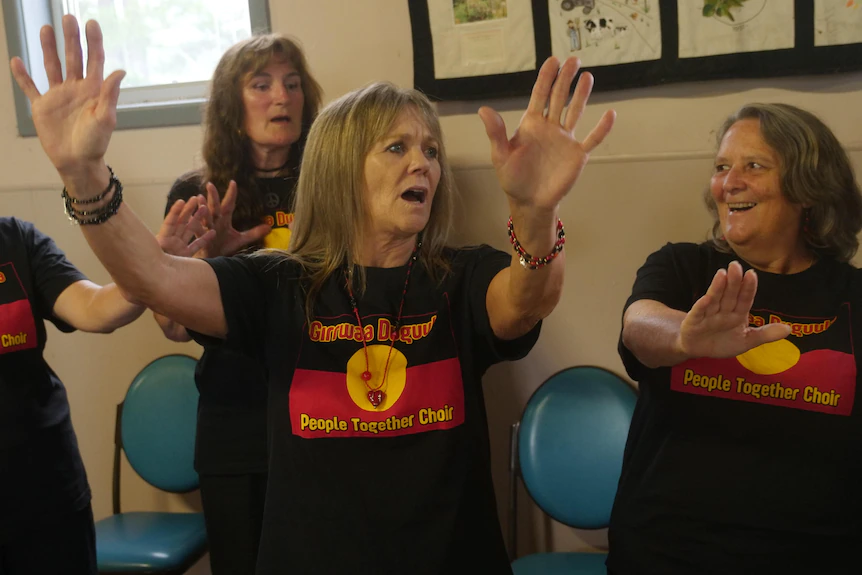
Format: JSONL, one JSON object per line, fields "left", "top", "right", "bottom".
{"left": 2, "top": 0, "right": 271, "bottom": 136}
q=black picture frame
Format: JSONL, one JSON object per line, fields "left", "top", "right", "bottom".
{"left": 409, "top": 0, "right": 862, "bottom": 101}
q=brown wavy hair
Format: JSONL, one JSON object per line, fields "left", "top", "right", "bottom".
{"left": 195, "top": 34, "right": 323, "bottom": 229}
{"left": 705, "top": 103, "right": 862, "bottom": 262}
{"left": 286, "top": 82, "right": 456, "bottom": 319}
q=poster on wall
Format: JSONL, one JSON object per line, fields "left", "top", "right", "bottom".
{"left": 678, "top": 0, "right": 795, "bottom": 59}
{"left": 814, "top": 0, "right": 862, "bottom": 47}
{"left": 409, "top": 0, "right": 862, "bottom": 101}
{"left": 428, "top": 0, "right": 536, "bottom": 79}
{"left": 548, "top": 0, "right": 662, "bottom": 66}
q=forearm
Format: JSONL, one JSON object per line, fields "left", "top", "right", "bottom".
{"left": 153, "top": 312, "right": 192, "bottom": 342}
{"left": 621, "top": 300, "right": 690, "bottom": 368}
{"left": 82, "top": 283, "right": 145, "bottom": 332}
{"left": 63, "top": 163, "right": 174, "bottom": 306}
{"left": 489, "top": 205, "right": 565, "bottom": 340}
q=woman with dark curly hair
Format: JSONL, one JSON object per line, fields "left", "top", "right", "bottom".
{"left": 612, "top": 103, "right": 862, "bottom": 574}
{"left": 154, "top": 33, "right": 322, "bottom": 575}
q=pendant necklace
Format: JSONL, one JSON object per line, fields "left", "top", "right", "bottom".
{"left": 346, "top": 235, "right": 421, "bottom": 408}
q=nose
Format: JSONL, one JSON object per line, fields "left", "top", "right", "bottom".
{"left": 408, "top": 146, "right": 431, "bottom": 174}
{"left": 272, "top": 83, "right": 289, "bottom": 104}
{"left": 721, "top": 164, "right": 745, "bottom": 195}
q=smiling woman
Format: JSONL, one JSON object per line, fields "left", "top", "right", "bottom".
{"left": 612, "top": 103, "right": 862, "bottom": 574}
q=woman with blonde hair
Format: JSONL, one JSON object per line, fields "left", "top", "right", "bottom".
{"left": 13, "top": 16, "right": 614, "bottom": 573}
{"left": 155, "top": 32, "right": 322, "bottom": 575}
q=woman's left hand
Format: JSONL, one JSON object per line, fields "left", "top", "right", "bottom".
{"left": 479, "top": 57, "right": 615, "bottom": 212}
{"left": 156, "top": 195, "right": 215, "bottom": 258}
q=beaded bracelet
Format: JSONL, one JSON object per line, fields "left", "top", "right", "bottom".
{"left": 507, "top": 216, "right": 566, "bottom": 270}
{"left": 61, "top": 165, "right": 116, "bottom": 205}
{"left": 63, "top": 177, "right": 124, "bottom": 226}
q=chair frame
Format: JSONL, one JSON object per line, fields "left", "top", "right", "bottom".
{"left": 99, "top": 354, "right": 207, "bottom": 575}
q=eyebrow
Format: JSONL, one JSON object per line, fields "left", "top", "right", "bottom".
{"left": 386, "top": 131, "right": 439, "bottom": 145}
{"left": 714, "top": 154, "right": 775, "bottom": 164}
{"left": 249, "top": 71, "right": 301, "bottom": 80}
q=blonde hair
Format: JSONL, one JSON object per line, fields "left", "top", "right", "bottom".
{"left": 286, "top": 82, "right": 456, "bottom": 319}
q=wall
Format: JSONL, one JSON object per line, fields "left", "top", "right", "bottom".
{"left": 1, "top": 0, "right": 861, "bottom": 566}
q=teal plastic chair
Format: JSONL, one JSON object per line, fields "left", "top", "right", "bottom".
{"left": 95, "top": 355, "right": 208, "bottom": 574}
{"left": 509, "top": 366, "right": 636, "bottom": 574}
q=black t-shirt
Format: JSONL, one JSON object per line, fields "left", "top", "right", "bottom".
{"left": 610, "top": 242, "right": 862, "bottom": 575}
{"left": 166, "top": 173, "right": 297, "bottom": 473}
{"left": 201, "top": 245, "right": 538, "bottom": 574}
{"left": 0, "top": 217, "right": 90, "bottom": 535}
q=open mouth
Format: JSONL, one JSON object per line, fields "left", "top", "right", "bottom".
{"left": 401, "top": 188, "right": 427, "bottom": 204}
{"left": 271, "top": 115, "right": 291, "bottom": 124}
{"left": 728, "top": 202, "right": 756, "bottom": 213}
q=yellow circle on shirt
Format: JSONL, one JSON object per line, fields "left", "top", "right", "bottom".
{"left": 346, "top": 345, "right": 407, "bottom": 412}
{"left": 736, "top": 339, "right": 800, "bottom": 375}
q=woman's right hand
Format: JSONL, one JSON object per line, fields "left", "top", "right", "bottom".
{"left": 10, "top": 16, "right": 124, "bottom": 184}
{"left": 676, "top": 261, "right": 791, "bottom": 359}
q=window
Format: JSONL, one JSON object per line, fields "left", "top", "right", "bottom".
{"left": 2, "top": 0, "right": 271, "bottom": 135}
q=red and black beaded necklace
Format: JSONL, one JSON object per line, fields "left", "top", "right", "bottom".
{"left": 345, "top": 235, "right": 422, "bottom": 408}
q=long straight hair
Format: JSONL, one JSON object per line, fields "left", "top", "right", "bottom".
{"left": 286, "top": 82, "right": 456, "bottom": 320}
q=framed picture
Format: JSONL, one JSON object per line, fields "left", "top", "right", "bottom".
{"left": 409, "top": 0, "right": 862, "bottom": 100}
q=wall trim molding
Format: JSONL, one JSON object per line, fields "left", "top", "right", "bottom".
{"left": 2, "top": 142, "right": 861, "bottom": 193}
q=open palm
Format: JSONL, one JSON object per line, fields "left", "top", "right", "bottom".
{"left": 10, "top": 17, "right": 123, "bottom": 177}
{"left": 678, "top": 261, "right": 791, "bottom": 358}
{"left": 479, "top": 57, "right": 615, "bottom": 211}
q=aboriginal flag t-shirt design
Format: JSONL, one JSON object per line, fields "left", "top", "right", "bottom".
{"left": 289, "top": 298, "right": 464, "bottom": 439}
{"left": 671, "top": 305, "right": 856, "bottom": 416}
{"left": 0, "top": 262, "right": 38, "bottom": 356}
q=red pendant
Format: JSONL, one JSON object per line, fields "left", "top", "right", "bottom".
{"left": 367, "top": 389, "right": 385, "bottom": 408}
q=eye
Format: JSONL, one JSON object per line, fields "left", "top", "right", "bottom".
{"left": 749, "top": 162, "right": 764, "bottom": 169}
{"left": 714, "top": 164, "right": 729, "bottom": 173}
{"left": 425, "top": 146, "right": 439, "bottom": 159}
{"left": 386, "top": 142, "right": 405, "bottom": 153}
{"left": 252, "top": 83, "right": 269, "bottom": 92}
{"left": 286, "top": 80, "right": 302, "bottom": 92}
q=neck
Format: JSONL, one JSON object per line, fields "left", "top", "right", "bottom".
{"left": 250, "top": 143, "right": 290, "bottom": 177}
{"left": 358, "top": 233, "right": 419, "bottom": 268}
{"left": 732, "top": 238, "right": 816, "bottom": 274}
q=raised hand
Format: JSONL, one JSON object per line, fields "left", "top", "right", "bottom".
{"left": 10, "top": 16, "right": 123, "bottom": 180}
{"left": 478, "top": 57, "right": 615, "bottom": 212}
{"left": 156, "top": 195, "right": 216, "bottom": 258}
{"left": 201, "top": 181, "right": 272, "bottom": 258}
{"left": 677, "top": 261, "right": 791, "bottom": 359}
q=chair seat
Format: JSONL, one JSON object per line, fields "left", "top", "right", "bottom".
{"left": 512, "top": 551, "right": 609, "bottom": 575}
{"left": 95, "top": 511, "right": 207, "bottom": 572}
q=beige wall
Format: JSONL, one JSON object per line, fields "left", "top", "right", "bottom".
{"left": 2, "top": 0, "right": 861, "bottom": 568}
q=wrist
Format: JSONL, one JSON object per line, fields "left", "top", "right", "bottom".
{"left": 59, "top": 162, "right": 111, "bottom": 199}
{"left": 508, "top": 203, "right": 560, "bottom": 256}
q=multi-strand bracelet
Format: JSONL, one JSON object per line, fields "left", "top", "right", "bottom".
{"left": 507, "top": 216, "right": 566, "bottom": 270}
{"left": 62, "top": 166, "right": 124, "bottom": 225}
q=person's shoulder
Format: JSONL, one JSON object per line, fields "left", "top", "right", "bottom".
{"left": 647, "top": 241, "right": 726, "bottom": 265}
{"left": 448, "top": 244, "right": 506, "bottom": 263}
{"left": 236, "top": 250, "right": 304, "bottom": 278}
{"left": 0, "top": 216, "right": 22, "bottom": 233}
{"left": 0, "top": 217, "right": 35, "bottom": 243}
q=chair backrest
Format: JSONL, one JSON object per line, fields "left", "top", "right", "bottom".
{"left": 121, "top": 354, "right": 200, "bottom": 493}
{"left": 518, "top": 366, "right": 636, "bottom": 529}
